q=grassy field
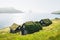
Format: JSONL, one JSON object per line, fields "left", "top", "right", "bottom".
{"left": 0, "top": 19, "right": 60, "bottom": 40}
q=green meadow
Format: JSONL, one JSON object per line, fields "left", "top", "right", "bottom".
{"left": 0, "top": 19, "right": 60, "bottom": 40}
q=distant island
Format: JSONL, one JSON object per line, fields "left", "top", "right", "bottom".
{"left": 0, "top": 8, "right": 23, "bottom": 13}
{"left": 52, "top": 10, "right": 60, "bottom": 14}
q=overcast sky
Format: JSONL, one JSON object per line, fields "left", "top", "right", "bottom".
{"left": 0, "top": 0, "right": 60, "bottom": 28}
{"left": 0, "top": 0, "right": 60, "bottom": 13}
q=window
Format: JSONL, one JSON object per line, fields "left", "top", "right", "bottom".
{"left": 23, "top": 25, "right": 25, "bottom": 28}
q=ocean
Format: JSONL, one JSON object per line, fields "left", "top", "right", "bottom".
{"left": 0, "top": 13, "right": 60, "bottom": 28}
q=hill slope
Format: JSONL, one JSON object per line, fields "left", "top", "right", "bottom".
{"left": 52, "top": 11, "right": 60, "bottom": 14}
{"left": 0, "top": 8, "right": 23, "bottom": 13}
{"left": 0, "top": 19, "right": 60, "bottom": 40}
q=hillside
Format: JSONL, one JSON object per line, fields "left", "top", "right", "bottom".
{"left": 0, "top": 8, "right": 23, "bottom": 13}
{"left": 52, "top": 10, "right": 60, "bottom": 14}
{"left": 0, "top": 19, "right": 60, "bottom": 40}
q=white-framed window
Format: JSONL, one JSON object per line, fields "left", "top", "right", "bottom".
{"left": 23, "top": 25, "right": 25, "bottom": 28}
{"left": 41, "top": 21, "right": 43, "bottom": 23}
{"left": 18, "top": 27, "right": 20, "bottom": 29}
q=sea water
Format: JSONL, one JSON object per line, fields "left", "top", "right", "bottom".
{"left": 0, "top": 13, "right": 60, "bottom": 28}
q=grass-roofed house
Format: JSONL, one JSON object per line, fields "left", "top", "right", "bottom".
{"left": 21, "top": 21, "right": 42, "bottom": 35}
{"left": 39, "top": 19, "right": 52, "bottom": 26}
{"left": 10, "top": 23, "right": 21, "bottom": 33}
{"left": 9, "top": 23, "right": 27, "bottom": 35}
